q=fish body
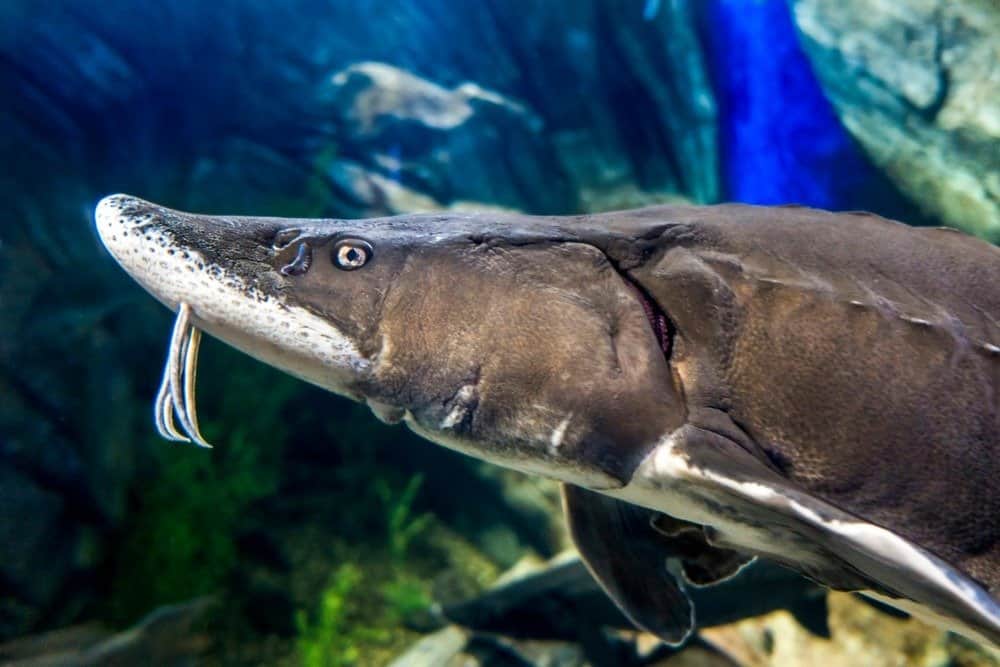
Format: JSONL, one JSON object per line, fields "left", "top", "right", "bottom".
{"left": 443, "top": 553, "right": 829, "bottom": 641}
{"left": 95, "top": 195, "right": 1000, "bottom": 647}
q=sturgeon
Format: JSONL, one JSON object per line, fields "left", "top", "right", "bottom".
{"left": 94, "top": 194, "right": 1000, "bottom": 647}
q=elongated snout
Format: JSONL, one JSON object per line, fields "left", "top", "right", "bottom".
{"left": 94, "top": 194, "right": 371, "bottom": 396}
{"left": 96, "top": 194, "right": 196, "bottom": 310}
{"left": 96, "top": 194, "right": 278, "bottom": 308}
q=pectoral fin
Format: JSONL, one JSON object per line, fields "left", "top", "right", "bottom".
{"left": 561, "top": 483, "right": 694, "bottom": 645}
{"left": 635, "top": 425, "right": 1000, "bottom": 647}
{"left": 650, "top": 514, "right": 754, "bottom": 586}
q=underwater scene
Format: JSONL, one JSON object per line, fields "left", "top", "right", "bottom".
{"left": 2, "top": 0, "right": 999, "bottom": 665}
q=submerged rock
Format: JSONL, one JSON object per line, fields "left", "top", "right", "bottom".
{"left": 387, "top": 626, "right": 469, "bottom": 667}
{"left": 791, "top": 0, "right": 1000, "bottom": 238}
{"left": 0, "top": 598, "right": 211, "bottom": 667}
{"left": 701, "top": 591, "right": 1000, "bottom": 667}
{"left": 389, "top": 626, "right": 595, "bottom": 667}
{"left": 327, "top": 62, "right": 568, "bottom": 214}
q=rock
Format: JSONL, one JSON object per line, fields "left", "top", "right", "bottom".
{"left": 328, "top": 62, "right": 571, "bottom": 214}
{"left": 326, "top": 53, "right": 717, "bottom": 215}
{"left": 387, "top": 626, "right": 469, "bottom": 667}
{"left": 331, "top": 62, "right": 537, "bottom": 137}
{"left": 699, "top": 0, "right": 921, "bottom": 218}
{"left": 646, "top": 645, "right": 742, "bottom": 667}
{"left": 325, "top": 59, "right": 710, "bottom": 218}
{"left": 700, "top": 591, "right": 1000, "bottom": 667}
{"left": 466, "top": 635, "right": 591, "bottom": 667}
{"left": 388, "top": 626, "right": 593, "bottom": 667}
{"left": 0, "top": 598, "right": 211, "bottom": 667}
{"left": 791, "top": 0, "right": 1000, "bottom": 238}
{"left": 323, "top": 159, "right": 443, "bottom": 216}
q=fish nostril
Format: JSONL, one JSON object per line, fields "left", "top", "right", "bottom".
{"left": 273, "top": 228, "right": 302, "bottom": 250}
{"left": 280, "top": 243, "right": 312, "bottom": 276}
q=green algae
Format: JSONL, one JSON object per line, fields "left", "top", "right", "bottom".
{"left": 291, "top": 476, "right": 494, "bottom": 666}
{"left": 295, "top": 563, "right": 388, "bottom": 667}
{"left": 377, "top": 474, "right": 434, "bottom": 564}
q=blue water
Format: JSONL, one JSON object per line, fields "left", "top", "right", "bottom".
{"left": 703, "top": 0, "right": 880, "bottom": 209}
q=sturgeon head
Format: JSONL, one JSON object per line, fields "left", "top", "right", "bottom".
{"left": 95, "top": 194, "right": 684, "bottom": 489}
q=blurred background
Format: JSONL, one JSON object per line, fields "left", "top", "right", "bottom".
{"left": 0, "top": 0, "right": 997, "bottom": 665}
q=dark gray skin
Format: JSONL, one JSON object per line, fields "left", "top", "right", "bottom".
{"left": 442, "top": 554, "right": 830, "bottom": 641}
{"left": 627, "top": 210, "right": 1000, "bottom": 588}
{"left": 95, "top": 195, "right": 1000, "bottom": 646}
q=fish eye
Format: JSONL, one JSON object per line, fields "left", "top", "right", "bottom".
{"left": 332, "top": 239, "right": 372, "bottom": 270}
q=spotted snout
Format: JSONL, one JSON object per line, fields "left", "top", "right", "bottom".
{"left": 97, "top": 194, "right": 225, "bottom": 310}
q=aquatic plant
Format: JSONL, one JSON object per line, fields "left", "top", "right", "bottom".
{"left": 295, "top": 563, "right": 390, "bottom": 667}
{"left": 288, "top": 473, "right": 490, "bottom": 665}
{"left": 380, "top": 575, "right": 433, "bottom": 625}
{"left": 376, "top": 476, "right": 436, "bottom": 625}
{"left": 377, "top": 474, "right": 433, "bottom": 563}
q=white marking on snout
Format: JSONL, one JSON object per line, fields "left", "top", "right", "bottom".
{"left": 95, "top": 195, "right": 369, "bottom": 395}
